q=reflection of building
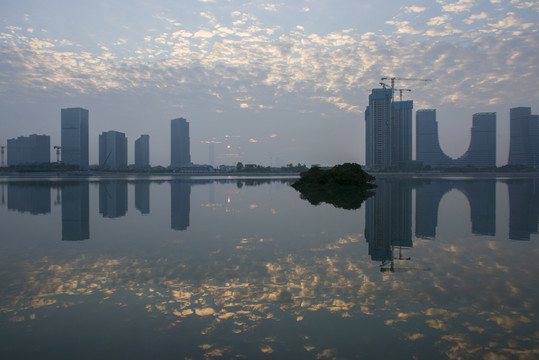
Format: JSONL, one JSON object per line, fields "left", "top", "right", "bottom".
{"left": 135, "top": 181, "right": 150, "bottom": 215}
{"left": 7, "top": 134, "right": 50, "bottom": 166}
{"left": 61, "top": 107, "right": 89, "bottom": 169}
{"left": 7, "top": 183, "right": 51, "bottom": 214}
{"left": 171, "top": 118, "right": 191, "bottom": 168}
{"left": 415, "top": 180, "right": 496, "bottom": 239}
{"left": 416, "top": 110, "right": 496, "bottom": 168}
{"left": 365, "top": 180, "right": 412, "bottom": 263}
{"left": 135, "top": 135, "right": 150, "bottom": 168}
{"left": 62, "top": 182, "right": 89, "bottom": 241}
{"left": 416, "top": 109, "right": 452, "bottom": 168}
{"left": 99, "top": 181, "right": 128, "bottom": 218}
{"left": 99, "top": 131, "right": 127, "bottom": 170}
{"left": 506, "top": 179, "right": 539, "bottom": 240}
{"left": 508, "top": 107, "right": 539, "bottom": 167}
{"left": 171, "top": 180, "right": 190, "bottom": 230}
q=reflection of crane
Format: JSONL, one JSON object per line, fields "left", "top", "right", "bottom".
{"left": 53, "top": 146, "right": 62, "bottom": 163}
{"left": 379, "top": 245, "right": 431, "bottom": 273}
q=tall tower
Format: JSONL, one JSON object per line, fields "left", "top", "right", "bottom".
{"left": 416, "top": 109, "right": 452, "bottom": 168}
{"left": 135, "top": 134, "right": 150, "bottom": 168}
{"left": 61, "top": 108, "right": 89, "bottom": 169}
{"left": 455, "top": 112, "right": 497, "bottom": 168}
{"left": 99, "top": 131, "right": 127, "bottom": 170}
{"left": 392, "top": 100, "right": 413, "bottom": 166}
{"left": 365, "top": 88, "right": 393, "bottom": 169}
{"left": 508, "top": 107, "right": 539, "bottom": 167}
{"left": 171, "top": 117, "right": 191, "bottom": 168}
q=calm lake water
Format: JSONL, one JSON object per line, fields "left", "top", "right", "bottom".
{"left": 0, "top": 176, "right": 537, "bottom": 359}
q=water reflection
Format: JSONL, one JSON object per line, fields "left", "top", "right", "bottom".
{"left": 61, "top": 181, "right": 89, "bottom": 241}
{"left": 7, "top": 182, "right": 51, "bottom": 214}
{"left": 506, "top": 179, "right": 539, "bottom": 240}
{"left": 134, "top": 181, "right": 150, "bottom": 215}
{"left": 171, "top": 180, "right": 190, "bottom": 230}
{"left": 99, "top": 180, "right": 128, "bottom": 218}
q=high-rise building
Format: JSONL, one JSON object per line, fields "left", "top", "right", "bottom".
{"left": 61, "top": 107, "right": 89, "bottom": 169}
{"left": 508, "top": 107, "right": 539, "bottom": 167}
{"left": 99, "top": 131, "right": 127, "bottom": 170}
{"left": 365, "top": 88, "right": 393, "bottom": 169}
{"left": 134, "top": 135, "right": 150, "bottom": 168}
{"left": 416, "top": 109, "right": 452, "bottom": 168}
{"left": 7, "top": 134, "right": 50, "bottom": 166}
{"left": 392, "top": 100, "right": 413, "bottom": 165}
{"left": 171, "top": 118, "right": 191, "bottom": 168}
{"left": 454, "top": 112, "right": 496, "bottom": 168}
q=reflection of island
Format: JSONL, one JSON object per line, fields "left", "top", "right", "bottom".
{"left": 99, "top": 180, "right": 128, "bottom": 218}
{"left": 62, "top": 181, "right": 89, "bottom": 241}
{"left": 506, "top": 179, "right": 539, "bottom": 240}
{"left": 415, "top": 179, "right": 496, "bottom": 239}
{"left": 7, "top": 182, "right": 51, "bottom": 214}
{"left": 135, "top": 181, "right": 150, "bottom": 215}
{"left": 171, "top": 180, "right": 190, "bottom": 231}
{"left": 365, "top": 180, "right": 413, "bottom": 269}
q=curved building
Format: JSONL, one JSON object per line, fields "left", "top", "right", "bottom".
{"left": 416, "top": 110, "right": 496, "bottom": 168}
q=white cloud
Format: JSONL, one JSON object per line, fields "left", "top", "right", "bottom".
{"left": 427, "top": 15, "right": 451, "bottom": 26}
{"left": 404, "top": 6, "right": 427, "bottom": 13}
{"left": 464, "top": 12, "right": 488, "bottom": 24}
{"left": 438, "top": 0, "right": 475, "bottom": 13}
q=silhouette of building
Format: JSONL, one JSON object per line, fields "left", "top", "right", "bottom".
{"left": 365, "top": 88, "right": 393, "bottom": 169}
{"left": 99, "top": 131, "right": 127, "bottom": 170}
{"left": 62, "top": 181, "right": 89, "bottom": 241}
{"left": 506, "top": 179, "right": 539, "bottom": 240}
{"left": 508, "top": 107, "right": 539, "bottom": 167}
{"left": 171, "top": 180, "right": 190, "bottom": 230}
{"left": 171, "top": 118, "right": 191, "bottom": 168}
{"left": 61, "top": 107, "right": 89, "bottom": 169}
{"left": 416, "top": 109, "right": 452, "bottom": 168}
{"left": 454, "top": 112, "right": 496, "bottom": 168}
{"left": 392, "top": 100, "right": 413, "bottom": 166}
{"left": 7, "top": 134, "right": 50, "bottom": 166}
{"left": 7, "top": 182, "right": 51, "bottom": 214}
{"left": 135, "top": 181, "right": 150, "bottom": 214}
{"left": 99, "top": 180, "right": 128, "bottom": 218}
{"left": 134, "top": 135, "right": 150, "bottom": 168}
{"left": 416, "top": 110, "right": 496, "bottom": 168}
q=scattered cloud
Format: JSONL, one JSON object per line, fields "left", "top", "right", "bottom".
{"left": 404, "top": 6, "right": 427, "bottom": 13}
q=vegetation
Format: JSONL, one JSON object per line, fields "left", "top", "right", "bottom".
{"left": 291, "top": 163, "right": 377, "bottom": 210}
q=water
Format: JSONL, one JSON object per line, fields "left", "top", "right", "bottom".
{"left": 0, "top": 176, "right": 537, "bottom": 359}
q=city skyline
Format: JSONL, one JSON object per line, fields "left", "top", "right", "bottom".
{"left": 1, "top": 1, "right": 538, "bottom": 166}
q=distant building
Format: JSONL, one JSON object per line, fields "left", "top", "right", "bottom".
{"left": 7, "top": 134, "right": 50, "bottom": 166}
{"left": 171, "top": 117, "right": 191, "bottom": 168}
{"left": 365, "top": 89, "right": 413, "bottom": 169}
{"left": 134, "top": 134, "right": 150, "bottom": 168}
{"left": 416, "top": 109, "right": 452, "bottom": 168}
{"left": 454, "top": 112, "right": 496, "bottom": 168}
{"left": 508, "top": 107, "right": 539, "bottom": 167}
{"left": 365, "top": 88, "right": 393, "bottom": 169}
{"left": 99, "top": 131, "right": 127, "bottom": 170}
{"left": 416, "top": 110, "right": 496, "bottom": 169}
{"left": 61, "top": 107, "right": 89, "bottom": 169}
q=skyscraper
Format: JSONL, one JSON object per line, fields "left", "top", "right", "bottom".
{"left": 416, "top": 109, "right": 452, "bottom": 168}
{"left": 61, "top": 107, "right": 89, "bottom": 169}
{"left": 171, "top": 117, "right": 191, "bottom": 168}
{"left": 7, "top": 134, "right": 50, "bottom": 166}
{"left": 392, "top": 100, "right": 413, "bottom": 165}
{"left": 455, "top": 112, "right": 496, "bottom": 168}
{"left": 135, "top": 134, "right": 150, "bottom": 168}
{"left": 99, "top": 131, "right": 127, "bottom": 170}
{"left": 365, "top": 88, "right": 392, "bottom": 169}
{"left": 508, "top": 107, "right": 539, "bottom": 167}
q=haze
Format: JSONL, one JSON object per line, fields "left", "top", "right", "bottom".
{"left": 1, "top": 0, "right": 538, "bottom": 167}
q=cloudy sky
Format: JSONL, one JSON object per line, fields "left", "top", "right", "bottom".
{"left": 1, "top": 0, "right": 538, "bottom": 167}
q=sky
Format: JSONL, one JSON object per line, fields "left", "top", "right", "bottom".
{"left": 1, "top": 0, "right": 538, "bottom": 167}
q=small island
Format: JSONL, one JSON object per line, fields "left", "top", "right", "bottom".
{"left": 291, "top": 163, "right": 377, "bottom": 209}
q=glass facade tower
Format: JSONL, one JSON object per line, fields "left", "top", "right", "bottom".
{"left": 61, "top": 108, "right": 89, "bottom": 169}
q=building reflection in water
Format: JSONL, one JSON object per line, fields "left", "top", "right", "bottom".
{"left": 99, "top": 180, "right": 128, "bottom": 218}
{"left": 506, "top": 178, "right": 539, "bottom": 240}
{"left": 61, "top": 181, "right": 89, "bottom": 241}
{"left": 135, "top": 181, "right": 150, "bottom": 215}
{"left": 171, "top": 180, "right": 190, "bottom": 231}
{"left": 365, "top": 180, "right": 413, "bottom": 271}
{"left": 7, "top": 182, "right": 51, "bottom": 214}
{"left": 415, "top": 179, "right": 496, "bottom": 239}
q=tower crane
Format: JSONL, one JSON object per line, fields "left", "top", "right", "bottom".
{"left": 53, "top": 146, "right": 62, "bottom": 163}
{"left": 396, "top": 88, "right": 411, "bottom": 101}
{"left": 381, "top": 76, "right": 432, "bottom": 91}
